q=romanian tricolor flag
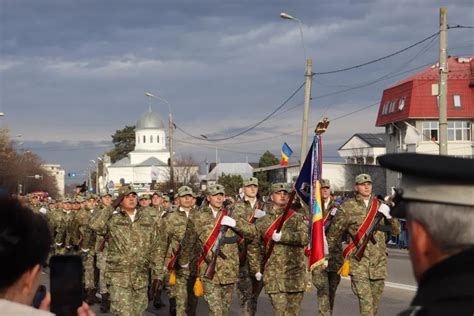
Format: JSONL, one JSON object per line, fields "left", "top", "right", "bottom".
{"left": 280, "top": 142, "right": 293, "bottom": 166}
{"left": 295, "top": 135, "right": 325, "bottom": 271}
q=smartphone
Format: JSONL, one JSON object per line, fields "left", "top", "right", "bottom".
{"left": 50, "top": 255, "right": 83, "bottom": 316}
{"left": 32, "top": 285, "right": 47, "bottom": 308}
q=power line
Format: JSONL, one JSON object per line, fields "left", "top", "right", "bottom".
{"left": 174, "top": 81, "right": 305, "bottom": 142}
{"left": 448, "top": 25, "right": 474, "bottom": 29}
{"left": 313, "top": 31, "right": 440, "bottom": 75}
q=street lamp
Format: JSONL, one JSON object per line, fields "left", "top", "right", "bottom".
{"left": 280, "top": 12, "right": 313, "bottom": 169}
{"left": 145, "top": 91, "right": 175, "bottom": 189}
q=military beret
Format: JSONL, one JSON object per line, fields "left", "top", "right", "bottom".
{"left": 320, "top": 179, "right": 331, "bottom": 188}
{"left": 271, "top": 183, "right": 290, "bottom": 194}
{"left": 355, "top": 174, "right": 372, "bottom": 184}
{"left": 178, "top": 185, "right": 196, "bottom": 197}
{"left": 378, "top": 153, "right": 474, "bottom": 218}
{"left": 207, "top": 184, "right": 225, "bottom": 196}
{"left": 243, "top": 177, "right": 259, "bottom": 187}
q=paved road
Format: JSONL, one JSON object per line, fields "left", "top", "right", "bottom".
{"left": 42, "top": 249, "right": 416, "bottom": 315}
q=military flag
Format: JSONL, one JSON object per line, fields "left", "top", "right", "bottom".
{"left": 295, "top": 134, "right": 325, "bottom": 271}
{"left": 280, "top": 142, "right": 293, "bottom": 166}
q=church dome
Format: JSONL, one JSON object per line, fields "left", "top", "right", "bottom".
{"left": 136, "top": 107, "right": 165, "bottom": 130}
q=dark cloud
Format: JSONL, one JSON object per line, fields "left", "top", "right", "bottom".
{"left": 1, "top": 0, "right": 472, "bottom": 172}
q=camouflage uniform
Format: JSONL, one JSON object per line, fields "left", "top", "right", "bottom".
{"left": 90, "top": 205, "right": 159, "bottom": 316}
{"left": 155, "top": 205, "right": 199, "bottom": 316}
{"left": 54, "top": 208, "right": 75, "bottom": 255}
{"left": 312, "top": 195, "right": 343, "bottom": 316}
{"left": 231, "top": 197, "right": 265, "bottom": 316}
{"left": 179, "top": 185, "right": 256, "bottom": 316}
{"left": 248, "top": 184, "right": 309, "bottom": 316}
{"left": 327, "top": 194, "right": 401, "bottom": 316}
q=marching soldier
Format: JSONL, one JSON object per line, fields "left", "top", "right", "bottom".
{"left": 75, "top": 194, "right": 100, "bottom": 304}
{"left": 231, "top": 177, "right": 266, "bottom": 316}
{"left": 90, "top": 187, "right": 159, "bottom": 316}
{"left": 248, "top": 183, "right": 308, "bottom": 316}
{"left": 312, "top": 179, "right": 343, "bottom": 315}
{"left": 28, "top": 194, "right": 42, "bottom": 213}
{"left": 54, "top": 198, "right": 75, "bottom": 255}
{"left": 94, "top": 192, "right": 113, "bottom": 313}
{"left": 150, "top": 191, "right": 164, "bottom": 220}
{"left": 153, "top": 185, "right": 199, "bottom": 316}
{"left": 327, "top": 174, "right": 401, "bottom": 316}
{"left": 378, "top": 153, "right": 474, "bottom": 315}
{"left": 179, "top": 184, "right": 256, "bottom": 316}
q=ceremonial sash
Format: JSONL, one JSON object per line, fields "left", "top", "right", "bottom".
{"left": 167, "top": 248, "right": 177, "bottom": 272}
{"left": 342, "top": 197, "right": 380, "bottom": 259}
{"left": 263, "top": 209, "right": 296, "bottom": 249}
{"left": 249, "top": 201, "right": 262, "bottom": 223}
{"left": 197, "top": 209, "right": 228, "bottom": 269}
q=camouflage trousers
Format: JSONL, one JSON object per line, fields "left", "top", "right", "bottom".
{"left": 96, "top": 250, "right": 108, "bottom": 294}
{"left": 173, "top": 274, "right": 198, "bottom": 316}
{"left": 203, "top": 280, "right": 235, "bottom": 316}
{"left": 350, "top": 276, "right": 385, "bottom": 316}
{"left": 312, "top": 268, "right": 341, "bottom": 315}
{"left": 109, "top": 283, "right": 148, "bottom": 316}
{"left": 237, "top": 264, "right": 258, "bottom": 316}
{"left": 83, "top": 253, "right": 96, "bottom": 290}
{"left": 268, "top": 291, "right": 304, "bottom": 316}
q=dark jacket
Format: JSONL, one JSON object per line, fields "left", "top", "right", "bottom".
{"left": 399, "top": 248, "right": 474, "bottom": 316}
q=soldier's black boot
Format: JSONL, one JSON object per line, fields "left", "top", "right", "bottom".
{"left": 85, "top": 289, "right": 96, "bottom": 305}
{"left": 169, "top": 298, "right": 176, "bottom": 316}
{"left": 153, "top": 289, "right": 165, "bottom": 308}
{"left": 100, "top": 293, "right": 110, "bottom": 313}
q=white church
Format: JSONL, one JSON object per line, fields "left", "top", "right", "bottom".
{"left": 103, "top": 107, "right": 188, "bottom": 192}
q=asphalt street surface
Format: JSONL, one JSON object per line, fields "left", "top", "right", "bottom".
{"left": 41, "top": 249, "right": 416, "bottom": 315}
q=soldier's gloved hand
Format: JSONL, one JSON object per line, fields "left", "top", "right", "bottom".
{"left": 65, "top": 245, "right": 72, "bottom": 250}
{"left": 221, "top": 216, "right": 236, "bottom": 227}
{"left": 378, "top": 204, "right": 392, "bottom": 219}
{"left": 180, "top": 263, "right": 189, "bottom": 269}
{"left": 253, "top": 209, "right": 266, "bottom": 219}
{"left": 55, "top": 242, "right": 64, "bottom": 249}
{"left": 272, "top": 231, "right": 282, "bottom": 242}
{"left": 255, "top": 272, "right": 262, "bottom": 281}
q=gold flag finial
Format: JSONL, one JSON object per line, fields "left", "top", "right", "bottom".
{"left": 315, "top": 118, "right": 330, "bottom": 135}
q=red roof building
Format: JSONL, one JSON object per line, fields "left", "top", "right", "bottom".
{"left": 375, "top": 56, "right": 473, "bottom": 191}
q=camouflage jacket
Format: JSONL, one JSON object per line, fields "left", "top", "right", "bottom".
{"left": 54, "top": 210, "right": 74, "bottom": 246}
{"left": 323, "top": 197, "right": 344, "bottom": 272}
{"left": 90, "top": 207, "right": 159, "bottom": 289}
{"left": 327, "top": 194, "right": 401, "bottom": 279}
{"left": 248, "top": 205, "right": 308, "bottom": 294}
{"left": 154, "top": 207, "right": 199, "bottom": 280}
{"left": 179, "top": 205, "right": 256, "bottom": 285}
{"left": 72, "top": 208, "right": 99, "bottom": 253}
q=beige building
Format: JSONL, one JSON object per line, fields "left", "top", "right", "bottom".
{"left": 41, "top": 164, "right": 65, "bottom": 197}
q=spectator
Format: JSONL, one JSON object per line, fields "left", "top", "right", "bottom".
{"left": 0, "top": 197, "right": 94, "bottom": 316}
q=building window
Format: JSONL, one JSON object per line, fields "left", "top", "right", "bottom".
{"left": 157, "top": 135, "right": 159, "bottom": 143}
{"left": 150, "top": 135, "right": 153, "bottom": 143}
{"left": 388, "top": 101, "right": 395, "bottom": 113}
{"left": 398, "top": 97, "right": 405, "bottom": 111}
{"left": 422, "top": 121, "right": 439, "bottom": 141}
{"left": 137, "top": 136, "right": 140, "bottom": 144}
{"left": 143, "top": 135, "right": 146, "bottom": 143}
{"left": 382, "top": 102, "right": 389, "bottom": 115}
{"left": 448, "top": 121, "right": 471, "bottom": 141}
{"left": 453, "top": 95, "right": 462, "bottom": 108}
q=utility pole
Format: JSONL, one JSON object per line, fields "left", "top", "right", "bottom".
{"left": 438, "top": 7, "right": 448, "bottom": 155}
{"left": 169, "top": 113, "right": 175, "bottom": 190}
{"left": 300, "top": 58, "right": 313, "bottom": 168}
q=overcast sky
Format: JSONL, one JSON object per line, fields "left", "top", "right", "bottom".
{"left": 1, "top": 0, "right": 472, "bottom": 182}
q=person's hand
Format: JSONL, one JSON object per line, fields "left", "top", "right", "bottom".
{"left": 77, "top": 302, "right": 96, "bottom": 316}
{"left": 38, "top": 291, "right": 51, "bottom": 311}
{"left": 221, "top": 215, "right": 236, "bottom": 227}
{"left": 378, "top": 204, "right": 392, "bottom": 219}
{"left": 80, "top": 249, "right": 89, "bottom": 260}
{"left": 180, "top": 263, "right": 189, "bottom": 269}
{"left": 255, "top": 272, "right": 262, "bottom": 281}
{"left": 272, "top": 231, "right": 282, "bottom": 242}
{"left": 253, "top": 209, "right": 266, "bottom": 219}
